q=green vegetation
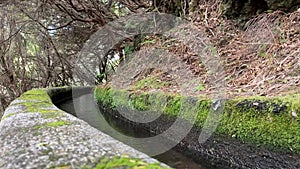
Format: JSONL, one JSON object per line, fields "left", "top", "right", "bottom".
{"left": 34, "top": 121, "right": 71, "bottom": 129}
{"left": 2, "top": 88, "right": 71, "bottom": 128}
{"left": 124, "top": 45, "right": 135, "bottom": 56}
{"left": 95, "top": 86, "right": 300, "bottom": 154}
{"left": 195, "top": 84, "right": 205, "bottom": 91}
{"left": 18, "top": 89, "right": 52, "bottom": 102}
{"left": 85, "top": 156, "right": 167, "bottom": 169}
{"left": 219, "top": 95, "right": 300, "bottom": 152}
{"left": 130, "top": 76, "right": 171, "bottom": 90}
{"left": 9, "top": 89, "right": 63, "bottom": 119}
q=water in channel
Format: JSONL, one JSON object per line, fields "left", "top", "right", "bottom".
{"left": 56, "top": 93, "right": 211, "bottom": 169}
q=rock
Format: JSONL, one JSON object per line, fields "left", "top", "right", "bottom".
{"left": 222, "top": 0, "right": 300, "bottom": 19}
{"left": 292, "top": 110, "right": 298, "bottom": 118}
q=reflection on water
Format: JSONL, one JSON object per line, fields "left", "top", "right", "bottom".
{"left": 57, "top": 94, "right": 208, "bottom": 169}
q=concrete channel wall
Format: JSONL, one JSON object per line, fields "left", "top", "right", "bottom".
{"left": 0, "top": 87, "right": 168, "bottom": 169}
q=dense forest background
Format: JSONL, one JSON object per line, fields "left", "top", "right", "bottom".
{"left": 0, "top": 0, "right": 299, "bottom": 117}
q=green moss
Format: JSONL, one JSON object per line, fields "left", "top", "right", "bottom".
{"left": 12, "top": 101, "right": 62, "bottom": 119}
{"left": 10, "top": 89, "right": 63, "bottom": 119}
{"left": 284, "top": 94, "right": 300, "bottom": 115}
{"left": 85, "top": 156, "right": 168, "bottom": 169}
{"left": 41, "top": 112, "right": 61, "bottom": 119}
{"left": 217, "top": 96, "right": 300, "bottom": 153}
{"left": 163, "top": 96, "right": 181, "bottom": 116}
{"left": 34, "top": 121, "right": 71, "bottom": 129}
{"left": 46, "top": 121, "right": 70, "bottom": 127}
{"left": 130, "top": 76, "right": 171, "bottom": 90}
{"left": 19, "top": 89, "right": 52, "bottom": 102}
{"left": 94, "top": 86, "right": 300, "bottom": 154}
{"left": 217, "top": 94, "right": 300, "bottom": 152}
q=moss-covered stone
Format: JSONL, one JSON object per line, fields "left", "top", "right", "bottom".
{"left": 19, "top": 89, "right": 52, "bottom": 102}
{"left": 94, "top": 86, "right": 300, "bottom": 154}
{"left": 85, "top": 156, "right": 168, "bottom": 169}
{"left": 9, "top": 89, "right": 63, "bottom": 119}
{"left": 34, "top": 121, "right": 71, "bottom": 129}
{"left": 218, "top": 95, "right": 300, "bottom": 152}
{"left": 1, "top": 87, "right": 170, "bottom": 169}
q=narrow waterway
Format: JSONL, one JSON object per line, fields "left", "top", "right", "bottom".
{"left": 51, "top": 88, "right": 300, "bottom": 169}
{"left": 56, "top": 93, "right": 213, "bottom": 169}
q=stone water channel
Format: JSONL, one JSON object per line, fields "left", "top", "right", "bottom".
{"left": 56, "top": 93, "right": 213, "bottom": 169}
{"left": 2, "top": 87, "right": 299, "bottom": 168}
{"left": 52, "top": 88, "right": 300, "bottom": 169}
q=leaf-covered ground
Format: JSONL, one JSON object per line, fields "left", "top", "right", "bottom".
{"left": 112, "top": 5, "right": 299, "bottom": 98}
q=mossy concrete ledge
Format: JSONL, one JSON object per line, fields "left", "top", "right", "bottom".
{"left": 0, "top": 87, "right": 169, "bottom": 169}
{"left": 95, "top": 87, "right": 300, "bottom": 154}
{"left": 95, "top": 87, "right": 300, "bottom": 168}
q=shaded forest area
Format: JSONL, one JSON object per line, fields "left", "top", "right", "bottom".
{"left": 0, "top": 0, "right": 299, "bottom": 117}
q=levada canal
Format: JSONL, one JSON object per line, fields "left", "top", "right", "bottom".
{"left": 51, "top": 88, "right": 300, "bottom": 169}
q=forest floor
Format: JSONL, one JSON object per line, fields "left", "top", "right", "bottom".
{"left": 113, "top": 6, "right": 300, "bottom": 99}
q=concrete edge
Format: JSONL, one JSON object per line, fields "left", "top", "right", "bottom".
{"left": 0, "top": 87, "right": 169, "bottom": 169}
